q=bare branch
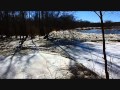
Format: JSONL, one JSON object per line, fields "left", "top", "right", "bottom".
{"left": 94, "top": 11, "right": 101, "bottom": 18}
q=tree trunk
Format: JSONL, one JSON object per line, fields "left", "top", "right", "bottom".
{"left": 44, "top": 11, "right": 49, "bottom": 40}
{"left": 39, "top": 11, "right": 45, "bottom": 36}
{"left": 100, "top": 11, "right": 109, "bottom": 79}
{"left": 4, "top": 11, "right": 10, "bottom": 38}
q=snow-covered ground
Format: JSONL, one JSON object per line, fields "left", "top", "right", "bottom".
{"left": 62, "top": 41, "right": 120, "bottom": 79}
{"left": 0, "top": 51, "right": 73, "bottom": 79}
{"left": 0, "top": 34, "right": 120, "bottom": 79}
{"left": 49, "top": 30, "right": 120, "bottom": 79}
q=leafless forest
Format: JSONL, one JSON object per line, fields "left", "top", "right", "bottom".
{"left": 0, "top": 11, "right": 120, "bottom": 79}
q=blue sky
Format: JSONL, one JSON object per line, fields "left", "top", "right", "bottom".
{"left": 73, "top": 11, "right": 120, "bottom": 22}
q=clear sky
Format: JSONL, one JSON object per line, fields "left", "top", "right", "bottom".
{"left": 73, "top": 11, "right": 120, "bottom": 22}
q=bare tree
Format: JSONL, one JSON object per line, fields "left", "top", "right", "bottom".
{"left": 4, "top": 11, "right": 10, "bottom": 38}
{"left": 94, "top": 11, "right": 109, "bottom": 79}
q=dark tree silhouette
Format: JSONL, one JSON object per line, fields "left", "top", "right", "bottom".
{"left": 0, "top": 11, "right": 80, "bottom": 38}
{"left": 94, "top": 11, "right": 109, "bottom": 79}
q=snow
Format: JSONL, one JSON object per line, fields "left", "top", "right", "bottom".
{"left": 0, "top": 51, "right": 72, "bottom": 79}
{"left": 0, "top": 35, "right": 120, "bottom": 79}
{"left": 63, "top": 41, "right": 120, "bottom": 79}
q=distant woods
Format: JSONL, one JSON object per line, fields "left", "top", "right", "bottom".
{"left": 0, "top": 11, "right": 120, "bottom": 39}
{"left": 0, "top": 11, "right": 77, "bottom": 39}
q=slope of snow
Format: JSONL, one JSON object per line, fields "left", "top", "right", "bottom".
{"left": 0, "top": 51, "right": 73, "bottom": 79}
{"left": 63, "top": 41, "right": 120, "bottom": 79}
{"left": 0, "top": 35, "right": 120, "bottom": 79}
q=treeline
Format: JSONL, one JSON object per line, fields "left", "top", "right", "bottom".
{"left": 0, "top": 11, "right": 120, "bottom": 39}
{"left": 75, "top": 20, "right": 120, "bottom": 28}
{"left": 0, "top": 11, "right": 78, "bottom": 39}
